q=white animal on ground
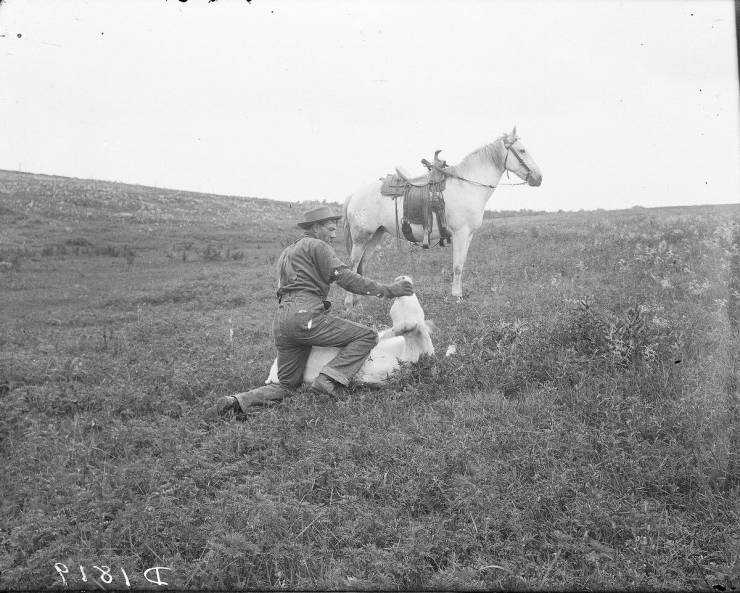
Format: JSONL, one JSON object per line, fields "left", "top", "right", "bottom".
{"left": 266, "top": 277, "right": 434, "bottom": 386}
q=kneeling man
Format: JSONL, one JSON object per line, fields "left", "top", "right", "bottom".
{"left": 209, "top": 205, "right": 413, "bottom": 417}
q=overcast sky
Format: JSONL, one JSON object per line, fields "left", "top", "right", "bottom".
{"left": 1, "top": 0, "right": 737, "bottom": 211}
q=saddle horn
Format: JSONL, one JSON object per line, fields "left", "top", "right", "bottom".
{"left": 433, "top": 149, "right": 447, "bottom": 168}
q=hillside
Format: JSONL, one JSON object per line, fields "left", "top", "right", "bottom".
{"left": 1, "top": 170, "right": 738, "bottom": 590}
{"left": 0, "top": 169, "right": 334, "bottom": 253}
{"left": 2, "top": 168, "right": 735, "bottom": 257}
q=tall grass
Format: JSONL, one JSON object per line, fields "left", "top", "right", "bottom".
{"left": 0, "top": 173, "right": 737, "bottom": 590}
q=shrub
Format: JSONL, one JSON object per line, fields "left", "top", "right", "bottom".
{"left": 94, "top": 244, "right": 121, "bottom": 257}
{"left": 391, "top": 297, "right": 682, "bottom": 402}
{"left": 202, "top": 244, "right": 222, "bottom": 261}
{"left": 64, "top": 237, "right": 93, "bottom": 247}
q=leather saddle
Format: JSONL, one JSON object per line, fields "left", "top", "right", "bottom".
{"left": 380, "top": 150, "right": 452, "bottom": 248}
{"left": 395, "top": 150, "right": 448, "bottom": 185}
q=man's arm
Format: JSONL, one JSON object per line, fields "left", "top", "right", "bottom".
{"left": 333, "top": 268, "right": 413, "bottom": 298}
{"left": 311, "top": 239, "right": 413, "bottom": 298}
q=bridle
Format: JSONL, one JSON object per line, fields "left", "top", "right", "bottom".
{"left": 433, "top": 138, "right": 532, "bottom": 189}
{"left": 502, "top": 138, "right": 532, "bottom": 185}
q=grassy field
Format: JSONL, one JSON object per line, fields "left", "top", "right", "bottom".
{"left": 1, "top": 170, "right": 738, "bottom": 590}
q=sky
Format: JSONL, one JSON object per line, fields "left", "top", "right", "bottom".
{"left": 0, "top": 0, "right": 738, "bottom": 212}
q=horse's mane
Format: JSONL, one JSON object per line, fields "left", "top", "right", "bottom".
{"left": 450, "top": 134, "right": 509, "bottom": 174}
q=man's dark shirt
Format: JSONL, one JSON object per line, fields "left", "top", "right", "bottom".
{"left": 276, "top": 231, "right": 389, "bottom": 300}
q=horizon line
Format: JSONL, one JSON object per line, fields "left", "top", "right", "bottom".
{"left": 2, "top": 168, "right": 737, "bottom": 215}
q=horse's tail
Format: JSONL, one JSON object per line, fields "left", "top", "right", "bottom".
{"left": 343, "top": 193, "right": 368, "bottom": 275}
{"left": 343, "top": 193, "right": 353, "bottom": 259}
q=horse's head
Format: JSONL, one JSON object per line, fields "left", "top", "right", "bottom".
{"left": 502, "top": 126, "right": 542, "bottom": 187}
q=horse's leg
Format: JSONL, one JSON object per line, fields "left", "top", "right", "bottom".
{"left": 451, "top": 226, "right": 474, "bottom": 300}
{"left": 343, "top": 238, "right": 369, "bottom": 308}
{"left": 343, "top": 228, "right": 384, "bottom": 308}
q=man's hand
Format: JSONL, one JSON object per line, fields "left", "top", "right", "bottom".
{"left": 386, "top": 278, "right": 414, "bottom": 297}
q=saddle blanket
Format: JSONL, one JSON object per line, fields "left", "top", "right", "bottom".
{"left": 380, "top": 174, "right": 407, "bottom": 197}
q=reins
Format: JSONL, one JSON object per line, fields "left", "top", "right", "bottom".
{"left": 431, "top": 140, "right": 532, "bottom": 189}
{"left": 438, "top": 168, "right": 529, "bottom": 189}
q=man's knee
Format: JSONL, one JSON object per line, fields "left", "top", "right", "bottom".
{"left": 276, "top": 348, "right": 310, "bottom": 388}
{"left": 278, "top": 372, "right": 303, "bottom": 389}
{"left": 362, "top": 329, "right": 379, "bottom": 349}
{"left": 237, "top": 383, "right": 290, "bottom": 408}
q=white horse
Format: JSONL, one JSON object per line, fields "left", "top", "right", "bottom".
{"left": 343, "top": 127, "right": 542, "bottom": 306}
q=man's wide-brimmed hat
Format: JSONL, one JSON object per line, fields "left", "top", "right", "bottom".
{"left": 297, "top": 205, "right": 341, "bottom": 229}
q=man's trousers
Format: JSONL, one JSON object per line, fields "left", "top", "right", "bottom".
{"left": 234, "top": 292, "right": 378, "bottom": 411}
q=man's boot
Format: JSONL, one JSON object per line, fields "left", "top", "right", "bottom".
{"left": 204, "top": 395, "right": 241, "bottom": 419}
{"left": 310, "top": 373, "right": 345, "bottom": 396}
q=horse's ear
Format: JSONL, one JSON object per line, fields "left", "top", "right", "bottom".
{"left": 511, "top": 125, "right": 517, "bottom": 138}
